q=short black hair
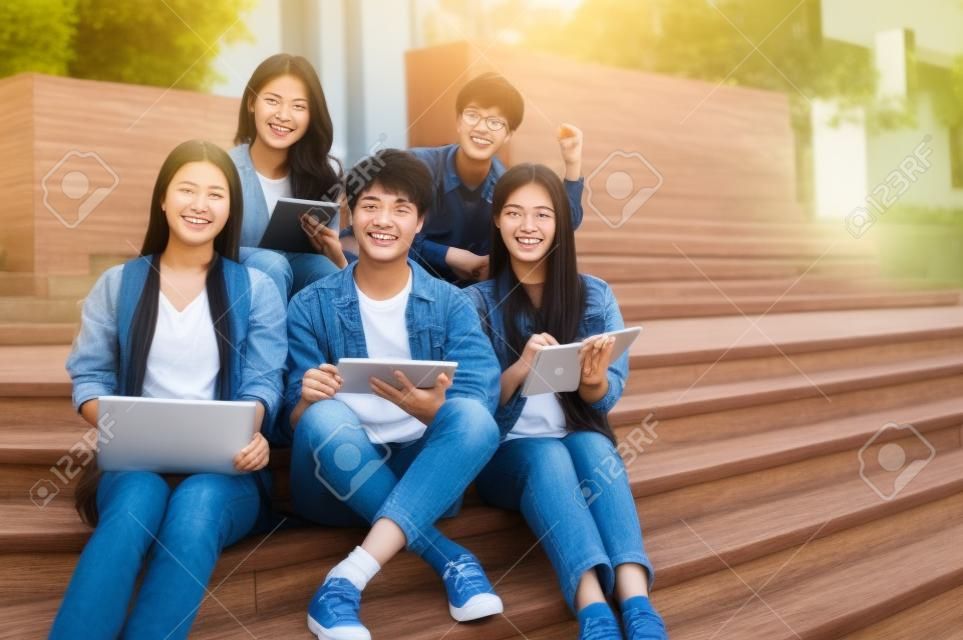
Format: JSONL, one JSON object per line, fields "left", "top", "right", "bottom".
{"left": 455, "top": 72, "right": 524, "bottom": 131}
{"left": 344, "top": 149, "right": 433, "bottom": 218}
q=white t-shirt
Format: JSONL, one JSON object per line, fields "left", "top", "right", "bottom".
{"left": 142, "top": 290, "right": 220, "bottom": 401}
{"left": 503, "top": 392, "right": 568, "bottom": 441}
{"left": 335, "top": 272, "right": 427, "bottom": 443}
{"left": 257, "top": 172, "right": 292, "bottom": 218}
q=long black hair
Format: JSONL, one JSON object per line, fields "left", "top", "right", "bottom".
{"left": 76, "top": 140, "right": 242, "bottom": 526}
{"left": 235, "top": 53, "right": 342, "bottom": 201}
{"left": 488, "top": 164, "right": 614, "bottom": 442}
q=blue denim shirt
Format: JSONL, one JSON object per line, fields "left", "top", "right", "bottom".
{"left": 229, "top": 144, "right": 272, "bottom": 248}
{"left": 65, "top": 256, "right": 289, "bottom": 444}
{"left": 229, "top": 143, "right": 341, "bottom": 249}
{"left": 343, "top": 144, "right": 585, "bottom": 285}
{"left": 465, "top": 272, "right": 628, "bottom": 437}
{"left": 409, "top": 144, "right": 585, "bottom": 283}
{"left": 283, "top": 259, "right": 501, "bottom": 440}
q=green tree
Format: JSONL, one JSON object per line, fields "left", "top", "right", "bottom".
{"left": 70, "top": 0, "right": 252, "bottom": 90}
{"left": 0, "top": 0, "right": 251, "bottom": 91}
{"left": 0, "top": 0, "right": 77, "bottom": 77}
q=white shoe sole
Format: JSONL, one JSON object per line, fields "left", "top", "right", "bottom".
{"left": 449, "top": 592, "right": 504, "bottom": 622}
{"left": 308, "top": 614, "right": 371, "bottom": 640}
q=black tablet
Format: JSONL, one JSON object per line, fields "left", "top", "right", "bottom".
{"left": 258, "top": 198, "right": 340, "bottom": 253}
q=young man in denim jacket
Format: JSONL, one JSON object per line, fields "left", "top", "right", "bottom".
{"left": 285, "top": 149, "right": 505, "bottom": 640}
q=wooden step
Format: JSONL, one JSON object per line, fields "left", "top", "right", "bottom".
{"left": 622, "top": 394, "right": 963, "bottom": 498}
{"left": 45, "top": 275, "right": 100, "bottom": 300}
{"left": 0, "top": 347, "right": 71, "bottom": 397}
{"left": 610, "top": 275, "right": 944, "bottom": 299}
{"left": 574, "top": 230, "right": 875, "bottom": 259}
{"left": 660, "top": 494, "right": 963, "bottom": 639}
{"left": 631, "top": 334, "right": 963, "bottom": 394}
{"left": 578, "top": 254, "right": 880, "bottom": 283}
{"left": 0, "top": 273, "right": 39, "bottom": 297}
{"left": 628, "top": 306, "right": 963, "bottom": 369}
{"left": 0, "top": 273, "right": 97, "bottom": 300}
{"left": 646, "top": 433, "right": 963, "bottom": 588}
{"left": 838, "top": 582, "right": 963, "bottom": 639}
{"left": 575, "top": 214, "right": 851, "bottom": 240}
{"left": 619, "top": 290, "right": 962, "bottom": 320}
{"left": 7, "top": 315, "right": 963, "bottom": 400}
{"left": 0, "top": 298, "right": 81, "bottom": 324}
{"left": 88, "top": 254, "right": 130, "bottom": 274}
{"left": 613, "top": 353, "right": 963, "bottom": 425}
{"left": 0, "top": 599, "right": 59, "bottom": 640}
{"left": 0, "top": 323, "right": 77, "bottom": 346}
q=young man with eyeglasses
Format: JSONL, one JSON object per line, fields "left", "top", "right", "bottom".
{"left": 342, "top": 72, "right": 585, "bottom": 286}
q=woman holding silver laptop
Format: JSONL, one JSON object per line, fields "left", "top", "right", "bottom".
{"left": 466, "top": 164, "right": 667, "bottom": 640}
{"left": 51, "top": 140, "right": 288, "bottom": 639}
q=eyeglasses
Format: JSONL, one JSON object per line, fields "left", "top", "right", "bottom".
{"left": 461, "top": 109, "right": 508, "bottom": 132}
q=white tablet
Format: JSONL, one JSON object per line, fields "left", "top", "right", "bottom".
{"left": 336, "top": 358, "right": 458, "bottom": 394}
{"left": 96, "top": 396, "right": 257, "bottom": 475}
{"left": 258, "top": 198, "right": 340, "bottom": 253}
{"left": 521, "top": 326, "right": 642, "bottom": 397}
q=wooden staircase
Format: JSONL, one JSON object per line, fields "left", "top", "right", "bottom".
{"left": 1, "top": 299, "right": 962, "bottom": 638}
{"left": 2, "top": 44, "right": 963, "bottom": 638}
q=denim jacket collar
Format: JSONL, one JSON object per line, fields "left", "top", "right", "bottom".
{"left": 229, "top": 143, "right": 271, "bottom": 247}
{"left": 314, "top": 259, "right": 439, "bottom": 357}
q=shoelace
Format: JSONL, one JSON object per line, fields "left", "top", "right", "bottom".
{"left": 580, "top": 616, "right": 623, "bottom": 640}
{"left": 622, "top": 606, "right": 667, "bottom": 640}
{"left": 316, "top": 579, "right": 363, "bottom": 621}
{"left": 443, "top": 555, "right": 490, "bottom": 595}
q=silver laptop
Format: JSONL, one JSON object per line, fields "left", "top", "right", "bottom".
{"left": 521, "top": 327, "right": 642, "bottom": 396}
{"left": 97, "top": 396, "right": 257, "bottom": 475}
{"left": 336, "top": 358, "right": 458, "bottom": 394}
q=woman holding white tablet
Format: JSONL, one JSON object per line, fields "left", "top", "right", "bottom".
{"left": 466, "top": 164, "right": 667, "bottom": 640}
{"left": 231, "top": 53, "right": 348, "bottom": 299}
{"left": 51, "top": 140, "right": 287, "bottom": 639}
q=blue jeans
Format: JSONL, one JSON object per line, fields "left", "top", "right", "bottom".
{"left": 50, "top": 470, "right": 266, "bottom": 639}
{"left": 240, "top": 247, "right": 339, "bottom": 300}
{"left": 475, "top": 432, "right": 654, "bottom": 611}
{"left": 289, "top": 397, "right": 499, "bottom": 568}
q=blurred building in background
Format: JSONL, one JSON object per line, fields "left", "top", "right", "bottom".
{"left": 813, "top": 0, "right": 963, "bottom": 219}
{"left": 211, "top": 0, "right": 962, "bottom": 220}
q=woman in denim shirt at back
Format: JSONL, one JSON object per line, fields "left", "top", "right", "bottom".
{"left": 466, "top": 164, "right": 667, "bottom": 640}
{"left": 231, "top": 53, "right": 348, "bottom": 299}
{"left": 50, "top": 140, "right": 287, "bottom": 640}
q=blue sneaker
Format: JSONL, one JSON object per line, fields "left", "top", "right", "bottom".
{"left": 307, "top": 578, "right": 371, "bottom": 640}
{"left": 622, "top": 597, "right": 667, "bottom": 640}
{"left": 580, "top": 615, "right": 624, "bottom": 640}
{"left": 441, "top": 553, "right": 504, "bottom": 621}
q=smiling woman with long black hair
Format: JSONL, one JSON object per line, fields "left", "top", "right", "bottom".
{"left": 231, "top": 53, "right": 347, "bottom": 299}
{"left": 50, "top": 140, "right": 287, "bottom": 639}
{"left": 467, "top": 164, "right": 667, "bottom": 640}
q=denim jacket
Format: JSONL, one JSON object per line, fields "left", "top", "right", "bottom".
{"left": 229, "top": 144, "right": 272, "bottom": 248}
{"left": 465, "top": 272, "right": 628, "bottom": 437}
{"left": 283, "top": 259, "right": 501, "bottom": 440}
{"left": 65, "top": 255, "right": 289, "bottom": 444}
{"left": 230, "top": 144, "right": 341, "bottom": 250}
{"left": 409, "top": 144, "right": 586, "bottom": 282}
